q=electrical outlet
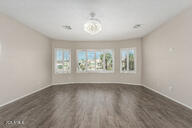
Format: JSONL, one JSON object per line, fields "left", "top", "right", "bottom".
{"left": 169, "top": 48, "right": 175, "bottom": 52}
{"left": 169, "top": 86, "right": 173, "bottom": 92}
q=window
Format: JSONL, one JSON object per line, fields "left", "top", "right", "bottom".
{"left": 120, "top": 48, "right": 136, "bottom": 73}
{"left": 55, "top": 48, "right": 71, "bottom": 73}
{"left": 87, "top": 51, "right": 96, "bottom": 71}
{"left": 77, "top": 49, "right": 114, "bottom": 73}
{"left": 77, "top": 51, "right": 86, "bottom": 72}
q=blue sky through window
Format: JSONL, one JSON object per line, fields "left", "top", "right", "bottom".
{"left": 78, "top": 51, "right": 86, "bottom": 60}
{"left": 129, "top": 49, "right": 134, "bottom": 55}
{"left": 87, "top": 51, "right": 95, "bottom": 60}
{"left": 64, "top": 51, "right": 69, "bottom": 60}
{"left": 56, "top": 50, "right": 63, "bottom": 61}
{"left": 121, "top": 50, "right": 127, "bottom": 59}
{"left": 96, "top": 51, "right": 102, "bottom": 59}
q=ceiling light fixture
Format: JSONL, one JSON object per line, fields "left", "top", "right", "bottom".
{"left": 84, "top": 12, "right": 102, "bottom": 35}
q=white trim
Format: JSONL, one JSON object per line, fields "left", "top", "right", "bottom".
{"left": 0, "top": 85, "right": 52, "bottom": 108}
{"left": 52, "top": 82, "right": 142, "bottom": 86}
{"left": 143, "top": 85, "right": 192, "bottom": 110}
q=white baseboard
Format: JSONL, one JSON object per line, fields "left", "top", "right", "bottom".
{"left": 0, "top": 84, "right": 52, "bottom": 108}
{"left": 52, "top": 82, "right": 142, "bottom": 86}
{"left": 143, "top": 85, "right": 192, "bottom": 110}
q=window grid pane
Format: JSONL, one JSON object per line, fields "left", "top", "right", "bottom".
{"left": 64, "top": 50, "right": 70, "bottom": 72}
{"left": 77, "top": 51, "right": 87, "bottom": 72}
{"left": 56, "top": 49, "right": 63, "bottom": 61}
{"left": 105, "top": 50, "right": 113, "bottom": 71}
{"left": 129, "top": 49, "right": 135, "bottom": 71}
{"left": 87, "top": 51, "right": 96, "bottom": 71}
{"left": 55, "top": 49, "right": 71, "bottom": 73}
{"left": 96, "top": 51, "right": 104, "bottom": 71}
{"left": 121, "top": 50, "right": 128, "bottom": 71}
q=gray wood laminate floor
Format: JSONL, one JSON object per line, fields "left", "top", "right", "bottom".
{"left": 0, "top": 83, "right": 192, "bottom": 128}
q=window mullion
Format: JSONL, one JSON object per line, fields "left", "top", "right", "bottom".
{"left": 69, "top": 50, "right": 71, "bottom": 73}
{"left": 127, "top": 50, "right": 129, "bottom": 72}
{"left": 62, "top": 49, "right": 65, "bottom": 73}
{"left": 55, "top": 48, "right": 57, "bottom": 73}
{"left": 94, "top": 51, "right": 96, "bottom": 72}
{"left": 86, "top": 50, "right": 88, "bottom": 72}
{"left": 134, "top": 48, "right": 136, "bottom": 72}
{"left": 103, "top": 50, "right": 106, "bottom": 72}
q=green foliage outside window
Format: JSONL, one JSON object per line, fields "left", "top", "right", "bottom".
{"left": 57, "top": 65, "right": 63, "bottom": 69}
{"left": 96, "top": 54, "right": 104, "bottom": 70}
{"left": 122, "top": 57, "right": 127, "bottom": 71}
{"left": 121, "top": 49, "right": 136, "bottom": 72}
{"left": 105, "top": 53, "right": 113, "bottom": 71}
{"left": 129, "top": 53, "right": 134, "bottom": 71}
{"left": 78, "top": 61, "right": 86, "bottom": 71}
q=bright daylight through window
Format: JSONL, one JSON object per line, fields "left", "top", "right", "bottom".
{"left": 77, "top": 49, "right": 114, "bottom": 72}
{"left": 55, "top": 49, "right": 71, "bottom": 73}
{"left": 120, "top": 48, "right": 136, "bottom": 73}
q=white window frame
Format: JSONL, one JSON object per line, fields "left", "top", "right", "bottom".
{"left": 76, "top": 49, "right": 114, "bottom": 73}
{"left": 120, "top": 48, "right": 136, "bottom": 73}
{"left": 55, "top": 48, "right": 71, "bottom": 74}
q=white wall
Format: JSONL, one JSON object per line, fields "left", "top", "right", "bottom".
{"left": 52, "top": 39, "right": 142, "bottom": 85}
{"left": 142, "top": 7, "right": 192, "bottom": 108}
{"left": 0, "top": 14, "right": 52, "bottom": 105}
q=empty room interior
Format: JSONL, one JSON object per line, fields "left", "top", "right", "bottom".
{"left": 0, "top": 0, "right": 192, "bottom": 127}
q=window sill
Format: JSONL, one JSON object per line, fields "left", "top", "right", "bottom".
{"left": 76, "top": 71, "right": 114, "bottom": 74}
{"left": 120, "top": 71, "right": 136, "bottom": 74}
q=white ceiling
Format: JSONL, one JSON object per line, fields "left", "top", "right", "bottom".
{"left": 0, "top": 0, "right": 192, "bottom": 41}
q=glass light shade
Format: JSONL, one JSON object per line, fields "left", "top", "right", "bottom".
{"left": 84, "top": 19, "right": 102, "bottom": 35}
